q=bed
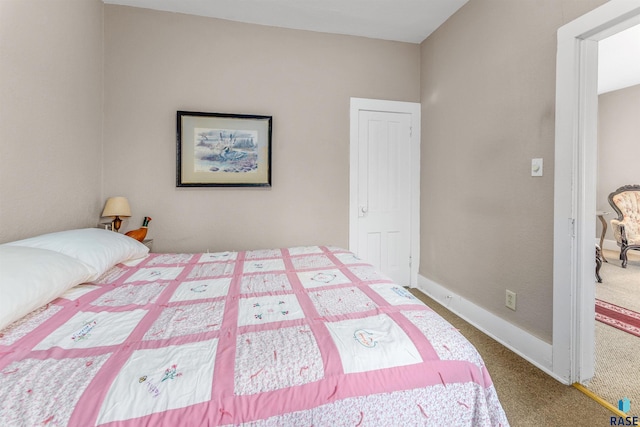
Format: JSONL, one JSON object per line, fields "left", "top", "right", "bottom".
{"left": 0, "top": 228, "right": 509, "bottom": 426}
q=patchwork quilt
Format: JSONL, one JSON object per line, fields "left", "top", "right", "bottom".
{"left": 0, "top": 246, "right": 509, "bottom": 426}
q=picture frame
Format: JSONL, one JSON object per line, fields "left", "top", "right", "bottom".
{"left": 176, "top": 111, "right": 272, "bottom": 187}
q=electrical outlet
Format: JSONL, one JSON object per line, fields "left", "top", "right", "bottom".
{"left": 505, "top": 290, "right": 517, "bottom": 311}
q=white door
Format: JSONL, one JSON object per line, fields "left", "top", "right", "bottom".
{"left": 349, "top": 99, "right": 420, "bottom": 286}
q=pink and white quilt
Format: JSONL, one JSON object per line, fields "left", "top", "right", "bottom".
{"left": 0, "top": 246, "right": 509, "bottom": 426}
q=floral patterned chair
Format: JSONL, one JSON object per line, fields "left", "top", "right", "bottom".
{"left": 608, "top": 185, "right": 640, "bottom": 268}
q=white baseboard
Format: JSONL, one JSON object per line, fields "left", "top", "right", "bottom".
{"left": 416, "top": 274, "right": 564, "bottom": 383}
{"left": 602, "top": 238, "right": 619, "bottom": 253}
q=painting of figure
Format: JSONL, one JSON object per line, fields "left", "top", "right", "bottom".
{"left": 177, "top": 111, "right": 272, "bottom": 187}
{"left": 194, "top": 128, "right": 258, "bottom": 173}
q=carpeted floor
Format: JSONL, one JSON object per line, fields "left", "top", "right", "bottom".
{"left": 597, "top": 250, "right": 640, "bottom": 311}
{"left": 409, "top": 289, "right": 613, "bottom": 426}
{"left": 587, "top": 249, "right": 640, "bottom": 416}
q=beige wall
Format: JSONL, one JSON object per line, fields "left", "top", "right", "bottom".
{"left": 597, "top": 84, "right": 640, "bottom": 240}
{"left": 2, "top": 0, "right": 614, "bottom": 344}
{"left": 419, "top": 0, "right": 606, "bottom": 342}
{"left": 0, "top": 0, "right": 103, "bottom": 243}
{"left": 103, "top": 5, "right": 420, "bottom": 253}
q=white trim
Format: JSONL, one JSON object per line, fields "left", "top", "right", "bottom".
{"left": 553, "top": 0, "right": 640, "bottom": 384}
{"left": 415, "top": 275, "right": 564, "bottom": 384}
{"left": 602, "top": 238, "right": 620, "bottom": 253}
{"left": 349, "top": 98, "right": 421, "bottom": 286}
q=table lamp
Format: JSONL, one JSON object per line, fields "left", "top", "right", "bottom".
{"left": 101, "top": 196, "right": 131, "bottom": 232}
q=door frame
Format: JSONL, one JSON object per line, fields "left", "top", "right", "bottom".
{"left": 349, "top": 98, "right": 421, "bottom": 286}
{"left": 553, "top": 0, "right": 640, "bottom": 384}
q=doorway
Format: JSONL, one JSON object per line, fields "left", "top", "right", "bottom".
{"left": 553, "top": 0, "right": 640, "bottom": 384}
{"left": 590, "top": 23, "right": 640, "bottom": 409}
{"left": 349, "top": 98, "right": 420, "bottom": 286}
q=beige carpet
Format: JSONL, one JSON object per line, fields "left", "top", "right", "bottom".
{"left": 409, "top": 289, "right": 613, "bottom": 426}
{"left": 597, "top": 249, "right": 640, "bottom": 311}
{"left": 586, "top": 249, "right": 640, "bottom": 416}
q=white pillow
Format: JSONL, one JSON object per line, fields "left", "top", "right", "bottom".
{"left": 0, "top": 245, "right": 96, "bottom": 331}
{"left": 6, "top": 228, "right": 149, "bottom": 280}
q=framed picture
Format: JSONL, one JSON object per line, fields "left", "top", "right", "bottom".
{"left": 177, "top": 111, "right": 272, "bottom": 187}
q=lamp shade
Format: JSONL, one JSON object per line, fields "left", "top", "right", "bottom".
{"left": 102, "top": 197, "right": 131, "bottom": 217}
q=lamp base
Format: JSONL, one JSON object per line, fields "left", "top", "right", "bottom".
{"left": 113, "top": 216, "right": 123, "bottom": 232}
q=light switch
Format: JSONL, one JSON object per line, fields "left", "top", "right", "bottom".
{"left": 531, "top": 158, "right": 543, "bottom": 177}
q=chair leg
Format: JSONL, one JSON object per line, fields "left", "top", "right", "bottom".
{"left": 621, "top": 247, "right": 629, "bottom": 268}
{"left": 596, "top": 246, "right": 603, "bottom": 283}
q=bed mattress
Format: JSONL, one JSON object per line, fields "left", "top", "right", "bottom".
{"left": 0, "top": 246, "right": 508, "bottom": 426}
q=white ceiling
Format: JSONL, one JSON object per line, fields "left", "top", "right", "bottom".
{"left": 103, "top": 0, "right": 469, "bottom": 43}
{"left": 598, "top": 24, "right": 640, "bottom": 94}
{"left": 104, "top": 0, "right": 640, "bottom": 93}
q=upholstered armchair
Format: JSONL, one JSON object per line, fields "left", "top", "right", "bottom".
{"left": 608, "top": 185, "right": 640, "bottom": 268}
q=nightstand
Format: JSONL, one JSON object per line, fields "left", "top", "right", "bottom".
{"left": 97, "top": 222, "right": 113, "bottom": 231}
{"left": 142, "top": 239, "right": 154, "bottom": 252}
